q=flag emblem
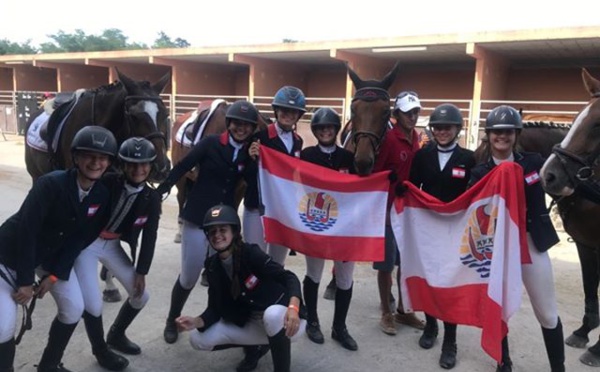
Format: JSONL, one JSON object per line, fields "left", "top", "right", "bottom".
{"left": 298, "top": 192, "right": 338, "bottom": 232}
{"left": 460, "top": 203, "right": 498, "bottom": 279}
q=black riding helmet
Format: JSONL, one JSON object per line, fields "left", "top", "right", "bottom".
{"left": 485, "top": 105, "right": 523, "bottom": 131}
{"left": 429, "top": 104, "right": 463, "bottom": 127}
{"left": 226, "top": 100, "right": 259, "bottom": 127}
{"left": 272, "top": 86, "right": 307, "bottom": 114}
{"left": 118, "top": 137, "right": 157, "bottom": 163}
{"left": 202, "top": 204, "right": 241, "bottom": 233}
{"left": 71, "top": 126, "right": 118, "bottom": 157}
{"left": 311, "top": 107, "right": 341, "bottom": 132}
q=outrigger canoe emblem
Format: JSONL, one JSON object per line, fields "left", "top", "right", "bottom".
{"left": 460, "top": 203, "right": 498, "bottom": 278}
{"left": 298, "top": 191, "right": 339, "bottom": 232}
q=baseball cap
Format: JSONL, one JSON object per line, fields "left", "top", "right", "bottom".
{"left": 394, "top": 91, "right": 421, "bottom": 113}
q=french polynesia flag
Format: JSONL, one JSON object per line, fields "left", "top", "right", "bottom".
{"left": 258, "top": 146, "right": 388, "bottom": 262}
{"left": 391, "top": 162, "right": 529, "bottom": 363}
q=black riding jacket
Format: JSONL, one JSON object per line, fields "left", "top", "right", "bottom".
{"left": 100, "top": 174, "right": 162, "bottom": 275}
{"left": 410, "top": 145, "right": 476, "bottom": 202}
{"left": 300, "top": 145, "right": 355, "bottom": 174}
{"left": 469, "top": 152, "right": 559, "bottom": 252}
{"left": 159, "top": 132, "right": 250, "bottom": 227}
{"left": 198, "top": 243, "right": 303, "bottom": 330}
{"left": 0, "top": 169, "right": 110, "bottom": 286}
{"left": 244, "top": 123, "right": 303, "bottom": 209}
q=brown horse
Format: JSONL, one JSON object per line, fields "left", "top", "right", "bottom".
{"left": 342, "top": 62, "right": 400, "bottom": 176}
{"left": 170, "top": 100, "right": 270, "bottom": 242}
{"left": 540, "top": 68, "right": 600, "bottom": 367}
{"left": 25, "top": 69, "right": 172, "bottom": 183}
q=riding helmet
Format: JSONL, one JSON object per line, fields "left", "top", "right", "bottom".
{"left": 310, "top": 107, "right": 341, "bottom": 132}
{"left": 485, "top": 105, "right": 523, "bottom": 130}
{"left": 118, "top": 137, "right": 157, "bottom": 163}
{"left": 226, "top": 100, "right": 259, "bottom": 126}
{"left": 71, "top": 126, "right": 118, "bottom": 157}
{"left": 429, "top": 104, "right": 463, "bottom": 127}
{"left": 202, "top": 204, "right": 241, "bottom": 231}
{"left": 272, "top": 86, "right": 307, "bottom": 114}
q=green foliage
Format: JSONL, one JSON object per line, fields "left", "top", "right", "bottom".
{"left": 0, "top": 39, "right": 37, "bottom": 55}
{"left": 1, "top": 29, "right": 191, "bottom": 55}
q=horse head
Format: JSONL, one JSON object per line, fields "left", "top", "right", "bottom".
{"left": 541, "top": 68, "right": 600, "bottom": 195}
{"left": 116, "top": 69, "right": 172, "bottom": 182}
{"left": 345, "top": 62, "right": 400, "bottom": 175}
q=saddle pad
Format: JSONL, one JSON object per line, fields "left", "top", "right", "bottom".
{"left": 192, "top": 99, "right": 227, "bottom": 145}
{"left": 175, "top": 110, "right": 200, "bottom": 147}
{"left": 26, "top": 111, "right": 51, "bottom": 152}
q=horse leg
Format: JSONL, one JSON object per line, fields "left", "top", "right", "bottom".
{"left": 566, "top": 242, "right": 600, "bottom": 348}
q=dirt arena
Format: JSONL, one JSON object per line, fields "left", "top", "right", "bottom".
{"left": 0, "top": 134, "right": 593, "bottom": 371}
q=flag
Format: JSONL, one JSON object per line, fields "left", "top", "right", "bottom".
{"left": 390, "top": 162, "right": 529, "bottom": 363}
{"left": 259, "top": 146, "right": 389, "bottom": 262}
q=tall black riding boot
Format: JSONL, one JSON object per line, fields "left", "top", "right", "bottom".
{"left": 495, "top": 336, "right": 512, "bottom": 372}
{"left": 82, "top": 312, "right": 129, "bottom": 371}
{"left": 164, "top": 278, "right": 192, "bottom": 344}
{"left": 303, "top": 276, "right": 324, "bottom": 344}
{"left": 37, "top": 318, "right": 78, "bottom": 372}
{"left": 268, "top": 329, "right": 291, "bottom": 372}
{"left": 235, "top": 345, "right": 270, "bottom": 372}
{"left": 0, "top": 338, "right": 15, "bottom": 372}
{"left": 332, "top": 286, "right": 357, "bottom": 351}
{"left": 542, "top": 318, "right": 565, "bottom": 372}
{"left": 419, "top": 313, "right": 439, "bottom": 349}
{"left": 439, "top": 322, "right": 457, "bottom": 369}
{"left": 107, "top": 301, "right": 142, "bottom": 355}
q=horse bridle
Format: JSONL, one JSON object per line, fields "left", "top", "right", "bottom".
{"left": 350, "top": 87, "right": 391, "bottom": 155}
{"left": 123, "top": 95, "right": 170, "bottom": 149}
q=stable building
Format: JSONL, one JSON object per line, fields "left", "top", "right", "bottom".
{"left": 0, "top": 25, "right": 599, "bottom": 148}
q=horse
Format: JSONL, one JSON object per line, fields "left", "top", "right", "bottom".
{"left": 540, "top": 68, "right": 600, "bottom": 367}
{"left": 24, "top": 69, "right": 172, "bottom": 183}
{"left": 170, "top": 100, "right": 271, "bottom": 242}
{"left": 341, "top": 62, "right": 401, "bottom": 176}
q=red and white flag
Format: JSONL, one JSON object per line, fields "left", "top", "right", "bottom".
{"left": 259, "top": 146, "right": 388, "bottom": 262}
{"left": 391, "top": 162, "right": 529, "bottom": 362}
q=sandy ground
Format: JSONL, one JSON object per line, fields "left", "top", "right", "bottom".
{"left": 0, "top": 134, "right": 595, "bottom": 372}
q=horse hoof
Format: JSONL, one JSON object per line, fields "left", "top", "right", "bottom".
{"left": 565, "top": 333, "right": 589, "bottom": 349}
{"left": 580, "top": 350, "right": 600, "bottom": 367}
{"left": 174, "top": 232, "right": 182, "bottom": 243}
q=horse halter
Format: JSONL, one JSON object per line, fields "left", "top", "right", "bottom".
{"left": 123, "top": 95, "right": 170, "bottom": 148}
{"left": 350, "top": 87, "right": 391, "bottom": 154}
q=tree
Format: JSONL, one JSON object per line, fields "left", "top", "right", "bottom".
{"left": 0, "top": 39, "right": 37, "bottom": 55}
{"left": 152, "top": 31, "right": 190, "bottom": 49}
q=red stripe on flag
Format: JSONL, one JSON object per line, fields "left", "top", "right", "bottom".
{"left": 263, "top": 217, "right": 384, "bottom": 262}
{"left": 260, "top": 146, "right": 390, "bottom": 192}
{"left": 406, "top": 276, "right": 507, "bottom": 363}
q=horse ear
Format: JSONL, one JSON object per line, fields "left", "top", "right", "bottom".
{"left": 582, "top": 68, "right": 600, "bottom": 98}
{"left": 153, "top": 71, "right": 172, "bottom": 95}
{"left": 116, "top": 68, "right": 137, "bottom": 92}
{"left": 347, "top": 65, "right": 365, "bottom": 89}
{"left": 380, "top": 62, "right": 401, "bottom": 90}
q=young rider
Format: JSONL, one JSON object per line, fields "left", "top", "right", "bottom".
{"left": 74, "top": 137, "right": 161, "bottom": 371}
{"left": 0, "top": 126, "right": 115, "bottom": 372}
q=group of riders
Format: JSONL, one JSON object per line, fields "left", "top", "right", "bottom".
{"left": 0, "top": 83, "right": 565, "bottom": 372}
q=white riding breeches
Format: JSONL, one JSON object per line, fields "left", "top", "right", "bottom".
{"left": 0, "top": 264, "right": 18, "bottom": 342}
{"left": 522, "top": 234, "right": 559, "bottom": 329}
{"left": 305, "top": 256, "right": 355, "bottom": 290}
{"left": 74, "top": 237, "right": 149, "bottom": 317}
{"left": 242, "top": 207, "right": 266, "bottom": 252}
{"left": 180, "top": 220, "right": 212, "bottom": 289}
{"left": 189, "top": 304, "right": 306, "bottom": 350}
{"left": 267, "top": 244, "right": 289, "bottom": 266}
{"left": 35, "top": 267, "right": 84, "bottom": 325}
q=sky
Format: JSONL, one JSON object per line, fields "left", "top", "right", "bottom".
{"left": 1, "top": 1, "right": 599, "bottom": 48}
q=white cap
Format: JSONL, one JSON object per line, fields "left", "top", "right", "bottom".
{"left": 394, "top": 92, "right": 421, "bottom": 113}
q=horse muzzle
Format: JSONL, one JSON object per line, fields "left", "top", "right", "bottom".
{"left": 540, "top": 156, "right": 575, "bottom": 196}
